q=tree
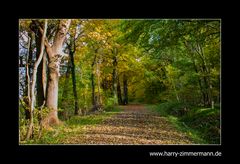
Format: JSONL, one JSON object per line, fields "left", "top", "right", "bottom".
{"left": 120, "top": 19, "right": 220, "bottom": 106}
{"left": 42, "top": 19, "right": 71, "bottom": 125}
{"left": 112, "top": 47, "right": 118, "bottom": 105}
{"left": 117, "top": 76, "right": 123, "bottom": 104}
{"left": 66, "top": 22, "right": 82, "bottom": 115}
{"left": 26, "top": 19, "right": 48, "bottom": 140}
{"left": 91, "top": 52, "right": 97, "bottom": 110}
{"left": 123, "top": 73, "right": 128, "bottom": 105}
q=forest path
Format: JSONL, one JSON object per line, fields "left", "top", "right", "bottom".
{"left": 64, "top": 104, "right": 194, "bottom": 144}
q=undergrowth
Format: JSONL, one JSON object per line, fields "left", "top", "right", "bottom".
{"left": 147, "top": 101, "right": 220, "bottom": 144}
{"left": 20, "top": 106, "right": 122, "bottom": 144}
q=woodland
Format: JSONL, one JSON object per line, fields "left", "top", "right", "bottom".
{"left": 19, "top": 19, "right": 220, "bottom": 144}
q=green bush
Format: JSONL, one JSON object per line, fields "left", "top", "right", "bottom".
{"left": 103, "top": 97, "right": 116, "bottom": 111}
{"left": 148, "top": 102, "right": 220, "bottom": 144}
{"left": 19, "top": 106, "right": 52, "bottom": 142}
{"left": 151, "top": 101, "right": 186, "bottom": 116}
{"left": 180, "top": 107, "right": 220, "bottom": 144}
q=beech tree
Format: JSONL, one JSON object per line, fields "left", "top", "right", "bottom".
{"left": 33, "top": 19, "right": 72, "bottom": 125}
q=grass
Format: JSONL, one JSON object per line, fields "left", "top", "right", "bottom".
{"left": 20, "top": 106, "right": 122, "bottom": 144}
{"left": 146, "top": 102, "right": 220, "bottom": 144}
{"left": 180, "top": 107, "right": 220, "bottom": 144}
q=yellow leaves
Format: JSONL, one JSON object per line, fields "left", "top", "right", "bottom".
{"left": 88, "top": 31, "right": 107, "bottom": 41}
{"left": 106, "top": 32, "right": 112, "bottom": 37}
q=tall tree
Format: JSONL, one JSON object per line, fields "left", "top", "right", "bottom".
{"left": 43, "top": 19, "right": 71, "bottom": 125}
{"left": 69, "top": 46, "right": 79, "bottom": 115}
{"left": 36, "top": 29, "right": 45, "bottom": 107}
{"left": 66, "top": 22, "right": 83, "bottom": 115}
{"left": 112, "top": 47, "right": 118, "bottom": 105}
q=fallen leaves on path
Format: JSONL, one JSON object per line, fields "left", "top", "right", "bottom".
{"left": 61, "top": 104, "right": 193, "bottom": 144}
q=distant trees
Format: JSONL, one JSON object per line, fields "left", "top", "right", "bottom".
{"left": 120, "top": 19, "right": 220, "bottom": 107}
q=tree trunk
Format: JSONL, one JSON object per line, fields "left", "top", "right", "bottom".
{"left": 26, "top": 20, "right": 48, "bottom": 140}
{"left": 69, "top": 50, "right": 79, "bottom": 115}
{"left": 192, "top": 60, "right": 206, "bottom": 106}
{"left": 196, "top": 42, "right": 212, "bottom": 107}
{"left": 45, "top": 64, "right": 59, "bottom": 124}
{"left": 24, "top": 31, "right": 33, "bottom": 120}
{"left": 96, "top": 61, "right": 102, "bottom": 106}
{"left": 91, "top": 72, "right": 96, "bottom": 110}
{"left": 42, "top": 52, "right": 47, "bottom": 100}
{"left": 25, "top": 113, "right": 33, "bottom": 140}
{"left": 184, "top": 41, "right": 207, "bottom": 106}
{"left": 36, "top": 30, "right": 45, "bottom": 107}
{"left": 24, "top": 31, "right": 34, "bottom": 96}
{"left": 170, "top": 77, "right": 180, "bottom": 102}
{"left": 112, "top": 55, "right": 118, "bottom": 105}
{"left": 123, "top": 73, "right": 128, "bottom": 105}
{"left": 44, "top": 19, "right": 71, "bottom": 126}
{"left": 117, "top": 77, "right": 122, "bottom": 105}
{"left": 91, "top": 54, "right": 97, "bottom": 110}
{"left": 27, "top": 29, "right": 34, "bottom": 72}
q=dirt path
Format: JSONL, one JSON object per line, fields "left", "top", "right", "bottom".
{"left": 65, "top": 104, "right": 194, "bottom": 144}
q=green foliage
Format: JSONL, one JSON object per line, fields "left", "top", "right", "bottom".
{"left": 19, "top": 105, "right": 52, "bottom": 142}
{"left": 66, "top": 115, "right": 106, "bottom": 126}
{"left": 120, "top": 19, "right": 220, "bottom": 106}
{"left": 103, "top": 97, "right": 116, "bottom": 110}
{"left": 180, "top": 107, "right": 220, "bottom": 144}
{"left": 148, "top": 101, "right": 186, "bottom": 117}
{"left": 147, "top": 102, "right": 220, "bottom": 144}
{"left": 22, "top": 125, "right": 69, "bottom": 144}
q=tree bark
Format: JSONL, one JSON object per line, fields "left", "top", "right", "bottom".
{"left": 24, "top": 31, "right": 33, "bottom": 120}
{"left": 36, "top": 29, "right": 45, "bottom": 107}
{"left": 42, "top": 52, "right": 47, "bottom": 100}
{"left": 27, "top": 26, "right": 34, "bottom": 78}
{"left": 117, "top": 77, "right": 122, "bottom": 105}
{"left": 123, "top": 73, "right": 128, "bottom": 105}
{"left": 69, "top": 50, "right": 79, "bottom": 115}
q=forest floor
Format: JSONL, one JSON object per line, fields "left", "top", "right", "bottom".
{"left": 57, "top": 104, "right": 194, "bottom": 144}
